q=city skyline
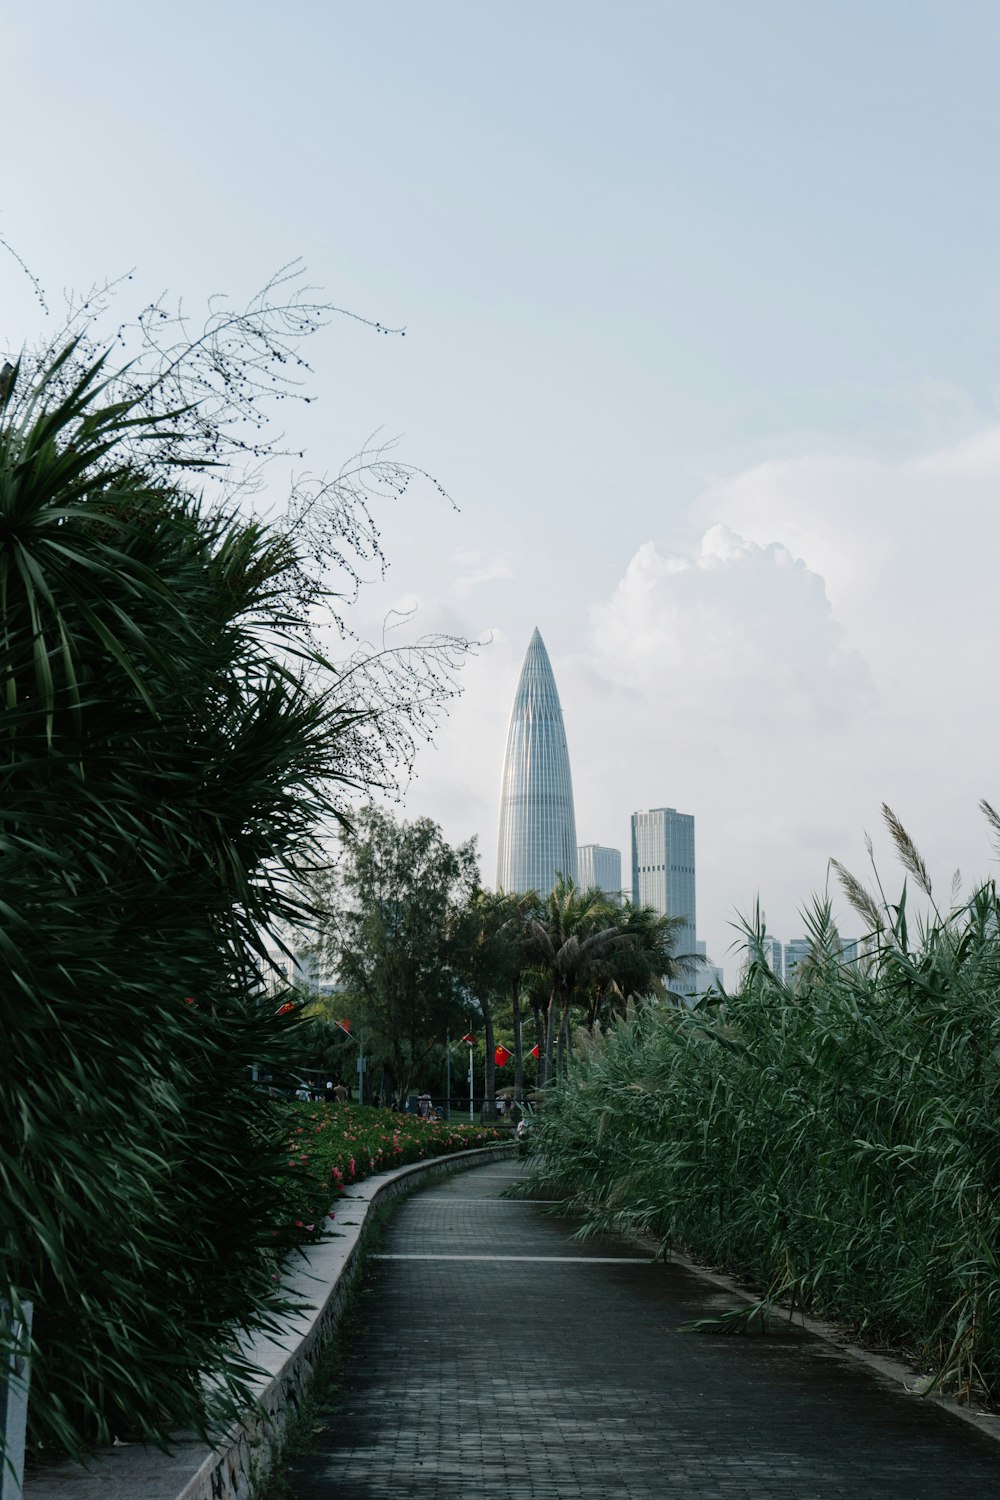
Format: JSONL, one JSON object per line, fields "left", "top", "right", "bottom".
{"left": 5, "top": 4, "right": 1000, "bottom": 982}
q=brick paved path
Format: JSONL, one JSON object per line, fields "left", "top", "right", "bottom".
{"left": 287, "top": 1159, "right": 1000, "bottom": 1498}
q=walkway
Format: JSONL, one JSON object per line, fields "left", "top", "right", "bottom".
{"left": 287, "top": 1159, "right": 1000, "bottom": 1499}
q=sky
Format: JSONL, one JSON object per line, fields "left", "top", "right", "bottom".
{"left": 4, "top": 0, "right": 1000, "bottom": 977}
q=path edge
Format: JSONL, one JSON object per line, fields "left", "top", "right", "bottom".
{"left": 25, "top": 1142, "right": 518, "bottom": 1500}
{"left": 655, "top": 1240, "right": 1000, "bottom": 1448}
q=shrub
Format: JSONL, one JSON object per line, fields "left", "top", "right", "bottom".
{"left": 278, "top": 1102, "right": 504, "bottom": 1237}
{"left": 0, "top": 344, "right": 382, "bottom": 1454}
{"left": 529, "top": 845, "right": 1000, "bottom": 1404}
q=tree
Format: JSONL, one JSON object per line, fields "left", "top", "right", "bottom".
{"left": 455, "top": 888, "right": 535, "bottom": 1118}
{"left": 525, "top": 880, "right": 621, "bottom": 1087}
{"left": 310, "top": 809, "right": 478, "bottom": 1102}
{"left": 0, "top": 345, "right": 361, "bottom": 1453}
{"left": 0, "top": 270, "right": 473, "bottom": 1458}
{"left": 525, "top": 879, "right": 697, "bottom": 1086}
{"left": 583, "top": 901, "right": 692, "bottom": 1031}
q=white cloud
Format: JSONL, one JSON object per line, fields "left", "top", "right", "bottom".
{"left": 586, "top": 526, "right": 874, "bottom": 734}
{"left": 452, "top": 549, "right": 515, "bottom": 597}
{"left": 393, "top": 424, "right": 1000, "bottom": 984}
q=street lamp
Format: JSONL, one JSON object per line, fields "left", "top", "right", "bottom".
{"left": 334, "top": 1018, "right": 365, "bottom": 1104}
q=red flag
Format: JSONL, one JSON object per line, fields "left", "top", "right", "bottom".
{"left": 494, "top": 1044, "right": 512, "bottom": 1067}
{"left": 335, "top": 1019, "right": 351, "bottom": 1035}
{"left": 530, "top": 1044, "right": 540, "bottom": 1059}
{"left": 461, "top": 1032, "right": 476, "bottom": 1045}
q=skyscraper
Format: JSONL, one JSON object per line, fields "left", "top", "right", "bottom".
{"left": 631, "top": 806, "right": 697, "bottom": 965}
{"left": 784, "top": 937, "right": 811, "bottom": 983}
{"left": 577, "top": 844, "right": 622, "bottom": 902}
{"left": 760, "top": 936, "right": 784, "bottom": 981}
{"left": 496, "top": 628, "right": 577, "bottom": 895}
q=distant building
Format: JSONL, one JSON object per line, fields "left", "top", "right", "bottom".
{"left": 783, "top": 935, "right": 863, "bottom": 983}
{"left": 496, "top": 628, "right": 577, "bottom": 895}
{"left": 631, "top": 806, "right": 697, "bottom": 993}
{"left": 577, "top": 843, "right": 622, "bottom": 902}
{"left": 840, "top": 937, "right": 866, "bottom": 968}
{"left": 784, "top": 938, "right": 811, "bottom": 982}
{"left": 761, "top": 936, "right": 784, "bottom": 982}
{"left": 682, "top": 939, "right": 725, "bottom": 1001}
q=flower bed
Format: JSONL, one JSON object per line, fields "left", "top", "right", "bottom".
{"left": 278, "top": 1104, "right": 503, "bottom": 1243}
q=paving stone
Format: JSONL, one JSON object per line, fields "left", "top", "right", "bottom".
{"left": 287, "top": 1161, "right": 1000, "bottom": 1498}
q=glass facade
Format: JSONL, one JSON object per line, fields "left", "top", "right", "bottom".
{"left": 630, "top": 806, "right": 697, "bottom": 972}
{"left": 578, "top": 843, "right": 622, "bottom": 902}
{"left": 496, "top": 628, "right": 578, "bottom": 895}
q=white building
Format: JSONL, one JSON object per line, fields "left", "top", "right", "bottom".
{"left": 631, "top": 806, "right": 697, "bottom": 995}
{"left": 496, "top": 628, "right": 577, "bottom": 895}
{"left": 682, "top": 939, "right": 725, "bottom": 1001}
{"left": 631, "top": 807, "right": 696, "bottom": 951}
{"left": 577, "top": 843, "right": 623, "bottom": 902}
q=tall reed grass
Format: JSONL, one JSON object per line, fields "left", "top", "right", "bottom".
{"left": 528, "top": 815, "right": 1000, "bottom": 1403}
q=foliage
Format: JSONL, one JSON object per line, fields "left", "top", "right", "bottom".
{"left": 525, "top": 809, "right": 1000, "bottom": 1405}
{"left": 0, "top": 305, "right": 469, "bottom": 1459}
{"left": 453, "top": 888, "right": 535, "bottom": 1116}
{"left": 307, "top": 808, "right": 479, "bottom": 1101}
{"left": 522, "top": 877, "right": 690, "bottom": 1085}
{"left": 278, "top": 1102, "right": 504, "bottom": 1238}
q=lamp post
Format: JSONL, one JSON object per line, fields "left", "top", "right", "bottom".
{"left": 334, "top": 1019, "right": 365, "bottom": 1104}
{"left": 452, "top": 1032, "right": 477, "bottom": 1120}
{"left": 444, "top": 1035, "right": 451, "bottom": 1120}
{"left": 467, "top": 1036, "right": 475, "bottom": 1120}
{"left": 356, "top": 1026, "right": 366, "bottom": 1105}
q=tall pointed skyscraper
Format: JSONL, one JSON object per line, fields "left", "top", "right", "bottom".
{"left": 496, "top": 628, "right": 577, "bottom": 894}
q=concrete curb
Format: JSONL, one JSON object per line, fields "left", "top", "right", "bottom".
{"left": 24, "top": 1142, "right": 518, "bottom": 1500}
{"left": 654, "top": 1240, "right": 1000, "bottom": 1448}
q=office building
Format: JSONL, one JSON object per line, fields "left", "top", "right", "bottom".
{"left": 631, "top": 806, "right": 697, "bottom": 983}
{"left": 784, "top": 937, "right": 811, "bottom": 982}
{"left": 496, "top": 628, "right": 578, "bottom": 895}
{"left": 683, "top": 939, "right": 725, "bottom": 1001}
{"left": 758, "top": 936, "right": 784, "bottom": 981}
{"left": 578, "top": 843, "right": 622, "bottom": 901}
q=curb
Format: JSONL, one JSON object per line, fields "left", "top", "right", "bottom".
{"left": 656, "top": 1241, "right": 1000, "bottom": 1449}
{"left": 24, "top": 1142, "right": 518, "bottom": 1500}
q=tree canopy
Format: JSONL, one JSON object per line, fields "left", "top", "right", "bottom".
{"left": 308, "top": 808, "right": 479, "bottom": 1101}
{"left": 0, "top": 276, "right": 473, "bottom": 1457}
{"left": 523, "top": 877, "right": 693, "bottom": 1085}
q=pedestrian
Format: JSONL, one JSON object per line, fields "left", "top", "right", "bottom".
{"left": 418, "top": 1091, "right": 432, "bottom": 1119}
{"left": 333, "top": 1079, "right": 348, "bottom": 1106}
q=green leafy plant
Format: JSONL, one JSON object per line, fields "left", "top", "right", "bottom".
{"left": 278, "top": 1102, "right": 504, "bottom": 1237}
{"left": 525, "top": 808, "right": 1000, "bottom": 1406}
{"left": 0, "top": 312, "right": 468, "bottom": 1459}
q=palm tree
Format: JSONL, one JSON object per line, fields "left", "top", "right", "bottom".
{"left": 494, "top": 888, "right": 543, "bottom": 1102}
{"left": 583, "top": 902, "right": 693, "bottom": 1030}
{"left": 526, "top": 880, "right": 704, "bottom": 1085}
{"left": 457, "top": 887, "right": 540, "bottom": 1117}
{"left": 525, "top": 878, "right": 626, "bottom": 1087}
